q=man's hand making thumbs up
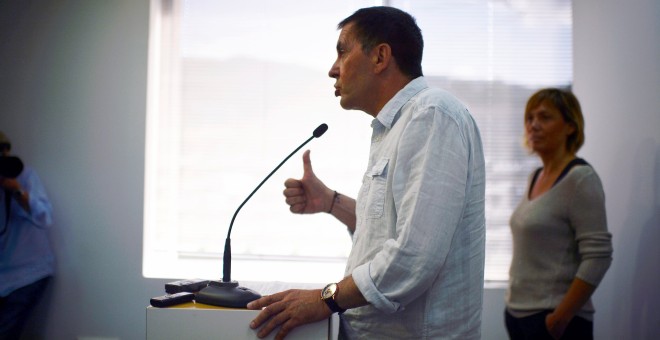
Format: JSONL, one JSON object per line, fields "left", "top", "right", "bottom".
{"left": 282, "top": 150, "right": 356, "bottom": 232}
{"left": 282, "top": 150, "right": 333, "bottom": 214}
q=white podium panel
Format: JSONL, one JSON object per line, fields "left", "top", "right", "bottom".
{"left": 146, "top": 302, "right": 336, "bottom": 340}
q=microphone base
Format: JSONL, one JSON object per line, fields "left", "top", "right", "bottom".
{"left": 195, "top": 280, "right": 261, "bottom": 308}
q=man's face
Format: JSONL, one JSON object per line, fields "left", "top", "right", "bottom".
{"left": 328, "top": 23, "right": 376, "bottom": 114}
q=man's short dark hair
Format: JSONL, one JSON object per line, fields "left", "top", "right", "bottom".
{"left": 339, "top": 6, "right": 424, "bottom": 79}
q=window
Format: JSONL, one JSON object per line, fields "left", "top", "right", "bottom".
{"left": 144, "top": 0, "right": 572, "bottom": 283}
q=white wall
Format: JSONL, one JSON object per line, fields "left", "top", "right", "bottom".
{"left": 0, "top": 0, "right": 657, "bottom": 339}
{"left": 573, "top": 0, "right": 660, "bottom": 339}
{"left": 0, "top": 1, "right": 166, "bottom": 339}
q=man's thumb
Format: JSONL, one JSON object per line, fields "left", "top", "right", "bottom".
{"left": 302, "top": 150, "right": 314, "bottom": 176}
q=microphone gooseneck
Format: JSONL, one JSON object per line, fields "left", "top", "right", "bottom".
{"left": 195, "top": 123, "right": 328, "bottom": 308}
{"left": 223, "top": 123, "right": 328, "bottom": 282}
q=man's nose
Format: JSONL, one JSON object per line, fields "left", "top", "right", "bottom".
{"left": 328, "top": 60, "right": 339, "bottom": 79}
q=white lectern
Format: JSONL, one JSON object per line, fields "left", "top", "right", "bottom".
{"left": 146, "top": 302, "right": 338, "bottom": 340}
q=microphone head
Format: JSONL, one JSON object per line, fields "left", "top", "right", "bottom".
{"left": 313, "top": 123, "right": 328, "bottom": 138}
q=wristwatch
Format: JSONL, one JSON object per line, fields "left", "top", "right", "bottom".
{"left": 321, "top": 283, "right": 346, "bottom": 314}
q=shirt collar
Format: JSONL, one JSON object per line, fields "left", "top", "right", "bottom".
{"left": 374, "top": 76, "right": 428, "bottom": 129}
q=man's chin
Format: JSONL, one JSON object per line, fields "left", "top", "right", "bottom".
{"left": 339, "top": 97, "right": 356, "bottom": 110}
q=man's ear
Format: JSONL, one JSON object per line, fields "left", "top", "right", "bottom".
{"left": 372, "top": 43, "right": 392, "bottom": 74}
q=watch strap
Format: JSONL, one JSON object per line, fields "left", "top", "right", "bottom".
{"left": 321, "top": 283, "right": 346, "bottom": 314}
{"left": 323, "top": 295, "right": 346, "bottom": 314}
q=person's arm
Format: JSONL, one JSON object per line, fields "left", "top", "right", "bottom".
{"left": 247, "top": 275, "right": 367, "bottom": 340}
{"left": 1, "top": 177, "right": 31, "bottom": 213}
{"left": 334, "top": 275, "right": 368, "bottom": 308}
{"left": 13, "top": 185, "right": 31, "bottom": 213}
{"left": 545, "top": 278, "right": 596, "bottom": 339}
{"left": 15, "top": 168, "right": 53, "bottom": 227}
{"left": 326, "top": 191, "right": 356, "bottom": 234}
{"left": 283, "top": 150, "right": 356, "bottom": 231}
{"left": 245, "top": 151, "right": 362, "bottom": 339}
{"left": 546, "top": 169, "right": 612, "bottom": 339}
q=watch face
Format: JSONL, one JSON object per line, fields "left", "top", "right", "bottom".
{"left": 321, "top": 283, "right": 337, "bottom": 299}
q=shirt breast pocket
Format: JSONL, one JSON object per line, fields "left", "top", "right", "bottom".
{"left": 365, "top": 158, "right": 389, "bottom": 219}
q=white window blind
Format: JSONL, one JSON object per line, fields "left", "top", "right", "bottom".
{"left": 144, "top": 0, "right": 572, "bottom": 283}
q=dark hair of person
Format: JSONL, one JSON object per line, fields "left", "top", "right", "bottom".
{"left": 524, "top": 88, "right": 585, "bottom": 154}
{"left": 338, "top": 6, "right": 424, "bottom": 79}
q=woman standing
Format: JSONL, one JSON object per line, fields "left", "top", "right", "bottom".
{"left": 505, "top": 89, "right": 613, "bottom": 339}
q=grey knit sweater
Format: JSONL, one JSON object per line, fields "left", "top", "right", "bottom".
{"left": 506, "top": 164, "right": 613, "bottom": 321}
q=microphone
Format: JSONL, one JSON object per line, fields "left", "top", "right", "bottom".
{"left": 195, "top": 123, "right": 329, "bottom": 308}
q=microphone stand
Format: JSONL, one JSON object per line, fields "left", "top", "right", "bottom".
{"left": 195, "top": 124, "right": 328, "bottom": 308}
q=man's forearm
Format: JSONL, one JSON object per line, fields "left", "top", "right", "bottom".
{"left": 328, "top": 192, "right": 357, "bottom": 233}
{"left": 335, "top": 275, "right": 368, "bottom": 310}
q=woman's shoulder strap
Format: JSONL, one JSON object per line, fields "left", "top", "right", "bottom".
{"left": 554, "top": 158, "right": 590, "bottom": 186}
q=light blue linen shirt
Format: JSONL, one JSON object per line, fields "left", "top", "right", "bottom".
{"left": 0, "top": 166, "right": 55, "bottom": 297}
{"left": 341, "top": 77, "right": 486, "bottom": 339}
